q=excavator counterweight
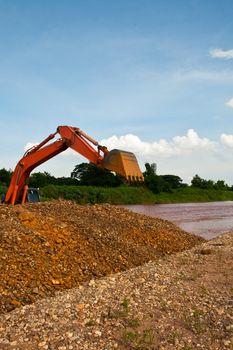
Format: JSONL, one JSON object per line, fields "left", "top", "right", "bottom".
{"left": 3, "top": 125, "right": 144, "bottom": 205}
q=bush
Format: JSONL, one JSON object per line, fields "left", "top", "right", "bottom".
{"left": 0, "top": 185, "right": 7, "bottom": 201}
{"left": 41, "top": 185, "right": 157, "bottom": 204}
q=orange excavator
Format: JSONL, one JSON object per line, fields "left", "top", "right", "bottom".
{"left": 4, "top": 125, "right": 143, "bottom": 205}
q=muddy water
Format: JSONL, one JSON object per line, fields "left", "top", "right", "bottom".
{"left": 121, "top": 202, "right": 233, "bottom": 239}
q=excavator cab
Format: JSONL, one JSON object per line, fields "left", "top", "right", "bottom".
{"left": 26, "top": 188, "right": 40, "bottom": 202}
{"left": 102, "top": 149, "right": 144, "bottom": 182}
{"left": 16, "top": 187, "right": 40, "bottom": 204}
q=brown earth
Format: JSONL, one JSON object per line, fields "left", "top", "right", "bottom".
{"left": 0, "top": 200, "right": 204, "bottom": 314}
{"left": 0, "top": 229, "right": 232, "bottom": 350}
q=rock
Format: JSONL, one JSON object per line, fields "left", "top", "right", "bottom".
{"left": 216, "top": 307, "right": 225, "bottom": 315}
{"left": 223, "top": 340, "right": 231, "bottom": 346}
{"left": 94, "top": 330, "right": 102, "bottom": 337}
{"left": 10, "top": 299, "right": 21, "bottom": 307}
{"left": 51, "top": 279, "right": 61, "bottom": 285}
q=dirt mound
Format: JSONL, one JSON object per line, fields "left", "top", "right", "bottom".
{"left": 0, "top": 200, "right": 204, "bottom": 313}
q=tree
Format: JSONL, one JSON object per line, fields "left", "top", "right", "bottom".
{"left": 144, "top": 163, "right": 157, "bottom": 177}
{"left": 0, "top": 168, "right": 12, "bottom": 186}
{"left": 28, "top": 172, "right": 80, "bottom": 187}
{"left": 214, "top": 180, "right": 228, "bottom": 190}
{"left": 71, "top": 162, "right": 123, "bottom": 187}
{"left": 55, "top": 177, "right": 79, "bottom": 186}
{"left": 71, "top": 163, "right": 89, "bottom": 181}
{"left": 191, "top": 174, "right": 203, "bottom": 188}
{"left": 145, "top": 174, "right": 169, "bottom": 194}
{"left": 160, "top": 175, "right": 184, "bottom": 189}
{"left": 191, "top": 174, "right": 226, "bottom": 190}
{"left": 28, "top": 172, "right": 56, "bottom": 187}
{"left": 143, "top": 163, "right": 172, "bottom": 193}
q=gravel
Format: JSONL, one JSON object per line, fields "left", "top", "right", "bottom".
{"left": 0, "top": 200, "right": 203, "bottom": 314}
{"left": 1, "top": 201, "right": 232, "bottom": 349}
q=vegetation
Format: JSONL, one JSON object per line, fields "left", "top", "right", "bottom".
{"left": 191, "top": 174, "right": 230, "bottom": 190}
{"left": 41, "top": 185, "right": 156, "bottom": 204}
{"left": 0, "top": 164, "right": 233, "bottom": 204}
{"left": 107, "top": 299, "right": 155, "bottom": 349}
{"left": 28, "top": 172, "right": 79, "bottom": 187}
{"left": 153, "top": 187, "right": 233, "bottom": 204}
{"left": 71, "top": 162, "right": 123, "bottom": 187}
{"left": 143, "top": 163, "right": 186, "bottom": 193}
{"left": 0, "top": 168, "right": 12, "bottom": 187}
{"left": 0, "top": 184, "right": 7, "bottom": 200}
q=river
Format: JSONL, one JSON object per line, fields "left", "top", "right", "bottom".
{"left": 121, "top": 201, "right": 233, "bottom": 239}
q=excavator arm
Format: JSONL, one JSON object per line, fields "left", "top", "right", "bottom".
{"left": 4, "top": 125, "right": 143, "bottom": 205}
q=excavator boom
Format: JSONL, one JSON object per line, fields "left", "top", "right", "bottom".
{"left": 4, "top": 125, "right": 143, "bottom": 205}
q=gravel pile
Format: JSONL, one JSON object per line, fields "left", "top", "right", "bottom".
{"left": 0, "top": 200, "right": 203, "bottom": 314}
{"left": 0, "top": 231, "right": 232, "bottom": 350}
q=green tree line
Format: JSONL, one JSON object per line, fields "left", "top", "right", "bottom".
{"left": 0, "top": 163, "right": 232, "bottom": 194}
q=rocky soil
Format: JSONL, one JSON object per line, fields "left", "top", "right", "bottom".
{"left": 0, "top": 231, "right": 232, "bottom": 349}
{"left": 0, "top": 200, "right": 203, "bottom": 314}
{"left": 1, "top": 200, "right": 232, "bottom": 349}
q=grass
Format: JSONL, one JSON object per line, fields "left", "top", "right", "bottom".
{"left": 122, "top": 329, "right": 155, "bottom": 349}
{"left": 154, "top": 187, "right": 233, "bottom": 203}
{"left": 41, "top": 184, "right": 157, "bottom": 205}
{"left": 107, "top": 298, "right": 130, "bottom": 319}
{"left": 106, "top": 299, "right": 155, "bottom": 349}
{"left": 127, "top": 318, "right": 141, "bottom": 328}
{"left": 1, "top": 182, "right": 233, "bottom": 205}
{"left": 184, "top": 309, "right": 206, "bottom": 334}
{"left": 40, "top": 184, "right": 233, "bottom": 205}
{"left": 168, "top": 330, "right": 180, "bottom": 345}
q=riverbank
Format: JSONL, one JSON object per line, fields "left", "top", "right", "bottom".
{"left": 1, "top": 230, "right": 232, "bottom": 349}
{"left": 40, "top": 185, "right": 233, "bottom": 204}
{"left": 1, "top": 184, "right": 233, "bottom": 204}
{"left": 153, "top": 187, "right": 233, "bottom": 203}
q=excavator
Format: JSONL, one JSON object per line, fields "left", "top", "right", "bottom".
{"left": 3, "top": 125, "right": 144, "bottom": 205}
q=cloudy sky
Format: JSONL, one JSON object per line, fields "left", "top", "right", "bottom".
{"left": 1, "top": 0, "right": 233, "bottom": 184}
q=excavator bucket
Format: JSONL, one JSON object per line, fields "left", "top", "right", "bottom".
{"left": 102, "top": 149, "right": 144, "bottom": 182}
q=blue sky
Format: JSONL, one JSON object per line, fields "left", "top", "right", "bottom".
{"left": 1, "top": 0, "right": 233, "bottom": 183}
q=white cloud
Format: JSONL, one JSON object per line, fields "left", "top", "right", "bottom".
{"left": 101, "top": 129, "right": 215, "bottom": 159}
{"left": 210, "top": 48, "right": 233, "bottom": 59}
{"left": 226, "top": 98, "right": 233, "bottom": 108}
{"left": 22, "top": 130, "right": 233, "bottom": 185}
{"left": 220, "top": 133, "right": 233, "bottom": 147}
